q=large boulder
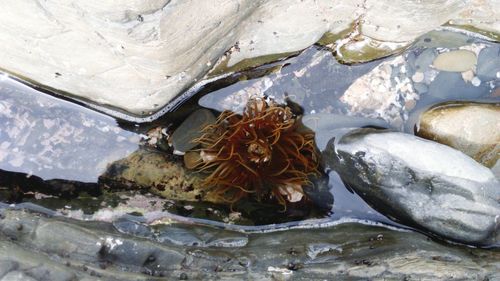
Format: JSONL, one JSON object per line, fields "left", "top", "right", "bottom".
{"left": 324, "top": 129, "right": 500, "bottom": 246}
{"left": 0, "top": 0, "right": 498, "bottom": 117}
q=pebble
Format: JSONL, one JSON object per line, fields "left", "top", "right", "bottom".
{"left": 432, "top": 50, "right": 477, "bottom": 72}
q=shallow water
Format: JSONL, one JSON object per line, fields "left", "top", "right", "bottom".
{"left": 0, "top": 29, "right": 498, "bottom": 231}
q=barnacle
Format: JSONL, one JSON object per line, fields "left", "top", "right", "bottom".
{"left": 185, "top": 97, "right": 320, "bottom": 208}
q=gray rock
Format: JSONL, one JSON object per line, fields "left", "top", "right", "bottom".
{"left": 323, "top": 128, "right": 500, "bottom": 246}
{"left": 477, "top": 46, "right": 500, "bottom": 81}
{"left": 0, "top": 208, "right": 499, "bottom": 280}
{"left": 1, "top": 271, "right": 37, "bottom": 281}
{"left": 340, "top": 56, "right": 420, "bottom": 129}
{"left": 417, "top": 102, "right": 499, "bottom": 169}
{"left": 170, "top": 109, "right": 216, "bottom": 154}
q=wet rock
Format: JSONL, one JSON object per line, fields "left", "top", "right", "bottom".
{"left": 1, "top": 1, "right": 498, "bottom": 117}
{"left": 170, "top": 109, "right": 216, "bottom": 154}
{"left": 2, "top": 271, "right": 38, "bottom": 281}
{"left": 99, "top": 148, "right": 206, "bottom": 202}
{"left": 324, "top": 129, "right": 500, "bottom": 246}
{"left": 477, "top": 46, "right": 500, "bottom": 80}
{"left": 0, "top": 208, "right": 499, "bottom": 280}
{"left": 199, "top": 46, "right": 380, "bottom": 117}
{"left": 417, "top": 102, "right": 499, "bottom": 168}
{"left": 99, "top": 148, "right": 331, "bottom": 224}
{"left": 432, "top": 50, "right": 477, "bottom": 72}
{"left": 153, "top": 224, "right": 249, "bottom": 248}
{"left": 493, "top": 161, "right": 500, "bottom": 178}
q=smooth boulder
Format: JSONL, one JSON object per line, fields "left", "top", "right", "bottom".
{"left": 324, "top": 128, "right": 500, "bottom": 246}
{"left": 417, "top": 102, "right": 499, "bottom": 169}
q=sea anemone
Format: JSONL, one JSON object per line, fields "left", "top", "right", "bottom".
{"left": 184, "top": 96, "right": 320, "bottom": 207}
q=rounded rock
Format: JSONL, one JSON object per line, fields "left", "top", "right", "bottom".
{"left": 417, "top": 102, "right": 499, "bottom": 168}
{"left": 432, "top": 50, "right": 477, "bottom": 72}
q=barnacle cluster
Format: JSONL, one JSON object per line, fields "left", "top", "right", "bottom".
{"left": 184, "top": 97, "right": 320, "bottom": 207}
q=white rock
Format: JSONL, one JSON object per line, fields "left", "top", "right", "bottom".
{"left": 0, "top": 0, "right": 256, "bottom": 116}
{"left": 353, "top": 132, "right": 495, "bottom": 183}
{"left": 0, "top": 0, "right": 498, "bottom": 116}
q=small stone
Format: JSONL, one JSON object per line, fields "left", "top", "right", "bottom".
{"left": 461, "top": 69, "right": 474, "bottom": 82}
{"left": 411, "top": 72, "right": 424, "bottom": 83}
{"left": 404, "top": 99, "right": 417, "bottom": 111}
{"left": 471, "top": 77, "right": 481, "bottom": 86}
{"left": 170, "top": 109, "right": 216, "bottom": 154}
{"left": 432, "top": 50, "right": 477, "bottom": 72}
{"left": 477, "top": 46, "right": 500, "bottom": 80}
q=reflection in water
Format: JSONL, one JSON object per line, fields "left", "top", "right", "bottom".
{"left": 0, "top": 77, "right": 139, "bottom": 182}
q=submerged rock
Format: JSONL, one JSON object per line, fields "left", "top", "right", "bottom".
{"left": 338, "top": 30, "right": 499, "bottom": 130}
{"left": 0, "top": 208, "right": 499, "bottom": 280}
{"left": 99, "top": 148, "right": 206, "bottom": 202}
{"left": 0, "top": 77, "right": 139, "bottom": 182}
{"left": 432, "top": 50, "right": 477, "bottom": 72}
{"left": 324, "top": 129, "right": 500, "bottom": 246}
{"left": 340, "top": 56, "right": 420, "bottom": 129}
{"left": 417, "top": 102, "right": 499, "bottom": 169}
{"left": 99, "top": 148, "right": 332, "bottom": 224}
{"left": 170, "top": 109, "right": 216, "bottom": 154}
